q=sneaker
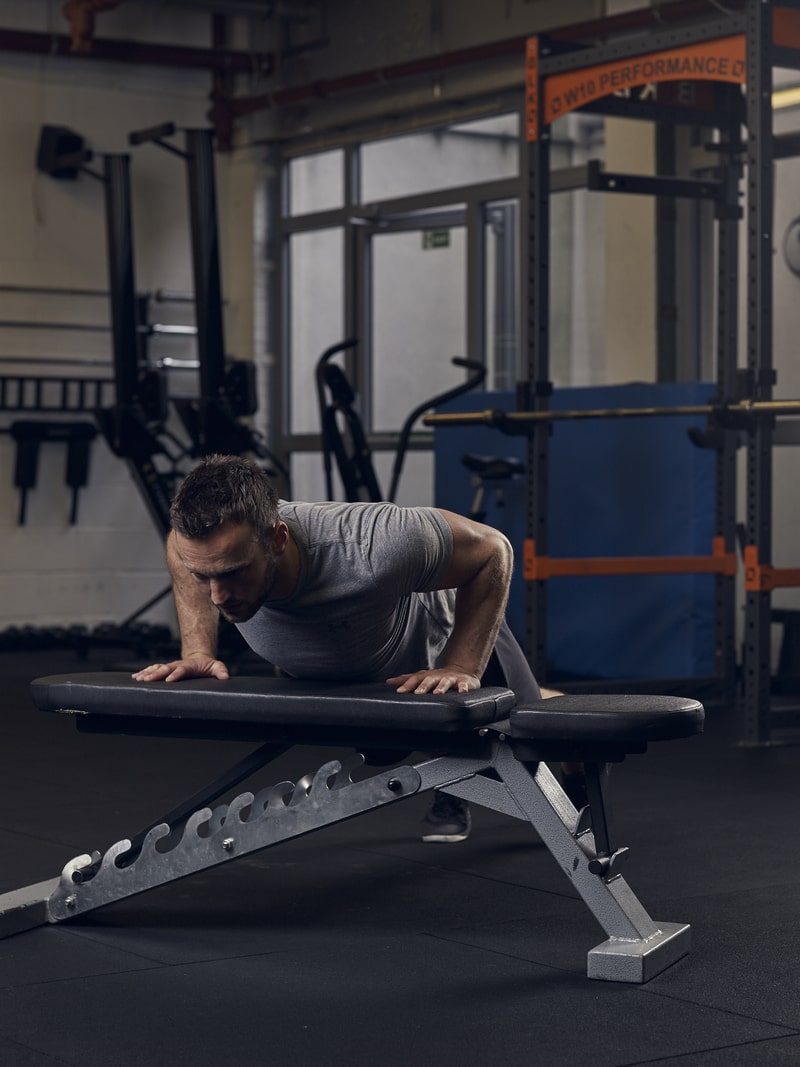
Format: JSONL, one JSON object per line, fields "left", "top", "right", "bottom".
{"left": 421, "top": 792, "right": 471, "bottom": 843}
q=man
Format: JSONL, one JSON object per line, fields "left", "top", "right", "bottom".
{"left": 133, "top": 455, "right": 579, "bottom": 841}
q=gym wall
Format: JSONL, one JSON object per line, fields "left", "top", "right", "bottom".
{"left": 0, "top": 1, "right": 245, "bottom": 634}
{"left": 0, "top": 0, "right": 799, "bottom": 679}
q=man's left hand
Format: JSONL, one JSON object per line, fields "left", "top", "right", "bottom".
{"left": 387, "top": 667, "right": 481, "bottom": 695}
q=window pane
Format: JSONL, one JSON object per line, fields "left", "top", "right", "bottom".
{"left": 361, "top": 113, "right": 519, "bottom": 203}
{"left": 484, "top": 200, "right": 518, "bottom": 390}
{"left": 289, "top": 228, "right": 343, "bottom": 432}
{"left": 290, "top": 451, "right": 332, "bottom": 502}
{"left": 372, "top": 450, "right": 434, "bottom": 507}
{"left": 371, "top": 227, "right": 466, "bottom": 432}
{"left": 288, "top": 150, "right": 344, "bottom": 215}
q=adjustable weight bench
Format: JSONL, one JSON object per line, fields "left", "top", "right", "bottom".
{"left": 1, "top": 673, "right": 704, "bottom": 983}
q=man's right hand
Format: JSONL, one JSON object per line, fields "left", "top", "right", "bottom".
{"left": 131, "top": 653, "right": 230, "bottom": 683}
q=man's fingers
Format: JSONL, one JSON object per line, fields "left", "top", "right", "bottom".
{"left": 387, "top": 671, "right": 478, "bottom": 695}
{"left": 131, "top": 663, "right": 172, "bottom": 682}
{"left": 387, "top": 673, "right": 417, "bottom": 692}
{"left": 132, "top": 664, "right": 180, "bottom": 682}
{"left": 131, "top": 658, "right": 230, "bottom": 683}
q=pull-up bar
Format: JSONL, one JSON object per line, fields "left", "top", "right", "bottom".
{"left": 423, "top": 398, "right": 800, "bottom": 433}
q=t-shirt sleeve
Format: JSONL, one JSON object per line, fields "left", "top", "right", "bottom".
{"left": 363, "top": 503, "right": 453, "bottom": 594}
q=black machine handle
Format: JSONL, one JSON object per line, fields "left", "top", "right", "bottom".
{"left": 387, "top": 357, "right": 486, "bottom": 502}
{"left": 9, "top": 420, "right": 97, "bottom": 525}
{"left": 315, "top": 345, "right": 485, "bottom": 504}
{"left": 316, "top": 339, "right": 359, "bottom": 501}
{"left": 128, "top": 122, "right": 178, "bottom": 147}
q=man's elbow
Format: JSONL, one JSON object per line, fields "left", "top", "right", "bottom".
{"left": 492, "top": 528, "right": 514, "bottom": 567}
{"left": 483, "top": 528, "right": 514, "bottom": 587}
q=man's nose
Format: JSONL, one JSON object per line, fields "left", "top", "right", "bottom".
{"left": 209, "top": 578, "right": 229, "bottom": 604}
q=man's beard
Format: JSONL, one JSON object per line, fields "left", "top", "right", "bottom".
{"left": 215, "top": 567, "right": 277, "bottom": 624}
{"left": 216, "top": 600, "right": 260, "bottom": 624}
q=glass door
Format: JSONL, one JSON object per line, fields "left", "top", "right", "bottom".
{"left": 356, "top": 211, "right": 467, "bottom": 506}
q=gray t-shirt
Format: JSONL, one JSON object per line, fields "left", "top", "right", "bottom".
{"left": 236, "top": 500, "right": 456, "bottom": 681}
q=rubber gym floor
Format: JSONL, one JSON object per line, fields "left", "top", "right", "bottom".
{"left": 1, "top": 648, "right": 799, "bottom": 1066}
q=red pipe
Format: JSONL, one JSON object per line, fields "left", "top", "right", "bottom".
{"left": 0, "top": 0, "right": 742, "bottom": 147}
{"left": 216, "top": 35, "right": 526, "bottom": 120}
{"left": 0, "top": 25, "right": 272, "bottom": 75}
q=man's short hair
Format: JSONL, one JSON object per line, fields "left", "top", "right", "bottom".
{"left": 169, "top": 455, "right": 280, "bottom": 545}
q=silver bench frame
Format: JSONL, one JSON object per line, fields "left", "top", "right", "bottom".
{"left": 0, "top": 692, "right": 690, "bottom": 984}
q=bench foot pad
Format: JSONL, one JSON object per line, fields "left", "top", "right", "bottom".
{"left": 588, "top": 921, "right": 691, "bottom": 983}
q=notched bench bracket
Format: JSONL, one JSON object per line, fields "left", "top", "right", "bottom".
{"left": 47, "top": 757, "right": 421, "bottom": 922}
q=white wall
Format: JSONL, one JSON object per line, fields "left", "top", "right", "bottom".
{"left": 0, "top": 0, "right": 237, "bottom": 634}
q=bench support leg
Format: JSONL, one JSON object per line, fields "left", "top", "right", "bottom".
{"left": 490, "top": 746, "right": 690, "bottom": 983}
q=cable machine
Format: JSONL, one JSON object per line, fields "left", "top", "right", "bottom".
{"left": 34, "top": 132, "right": 179, "bottom": 535}
{"left": 128, "top": 123, "right": 287, "bottom": 482}
{"left": 31, "top": 124, "right": 286, "bottom": 655}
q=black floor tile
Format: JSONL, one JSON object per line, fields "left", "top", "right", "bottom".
{"left": 626, "top": 1035, "right": 800, "bottom": 1065}
{"left": 637, "top": 882, "right": 800, "bottom": 1030}
{"left": 3, "top": 650, "right": 800, "bottom": 1066}
{"left": 0, "top": 827, "right": 82, "bottom": 893}
{"left": 48, "top": 836, "right": 570, "bottom": 965}
{"left": 0, "top": 936, "right": 791, "bottom": 1067}
{"left": 0, "top": 1034, "right": 73, "bottom": 1066}
{"left": 0, "top": 924, "right": 156, "bottom": 989}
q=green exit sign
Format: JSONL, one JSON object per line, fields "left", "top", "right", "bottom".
{"left": 422, "top": 229, "right": 450, "bottom": 250}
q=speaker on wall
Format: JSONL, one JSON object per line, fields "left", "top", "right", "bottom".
{"left": 36, "top": 125, "right": 87, "bottom": 180}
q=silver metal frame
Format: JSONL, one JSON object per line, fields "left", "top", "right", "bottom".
{"left": 0, "top": 731, "right": 690, "bottom": 984}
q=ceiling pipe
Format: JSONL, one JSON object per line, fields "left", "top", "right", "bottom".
{"left": 0, "top": 24, "right": 272, "bottom": 74}
{"left": 212, "top": 0, "right": 744, "bottom": 125}
{"left": 0, "top": 0, "right": 742, "bottom": 148}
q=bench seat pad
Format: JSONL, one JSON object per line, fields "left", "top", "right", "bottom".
{"left": 510, "top": 694, "right": 704, "bottom": 744}
{"left": 30, "top": 673, "right": 517, "bottom": 733}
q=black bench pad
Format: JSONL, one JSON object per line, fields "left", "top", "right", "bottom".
{"left": 510, "top": 694, "right": 705, "bottom": 744}
{"left": 30, "top": 673, "right": 517, "bottom": 733}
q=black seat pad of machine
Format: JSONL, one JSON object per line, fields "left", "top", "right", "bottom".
{"left": 510, "top": 694, "right": 704, "bottom": 744}
{"left": 30, "top": 673, "right": 517, "bottom": 733}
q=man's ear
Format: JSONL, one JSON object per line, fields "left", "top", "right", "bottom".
{"left": 270, "top": 520, "right": 290, "bottom": 555}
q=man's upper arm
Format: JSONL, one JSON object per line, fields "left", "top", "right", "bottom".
{"left": 433, "top": 509, "right": 513, "bottom": 591}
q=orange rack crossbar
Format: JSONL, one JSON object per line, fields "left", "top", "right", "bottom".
{"left": 523, "top": 536, "right": 737, "bottom": 581}
{"left": 743, "top": 545, "right": 800, "bottom": 592}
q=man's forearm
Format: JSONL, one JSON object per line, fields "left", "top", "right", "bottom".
{"left": 166, "top": 533, "right": 219, "bottom": 658}
{"left": 176, "top": 593, "right": 219, "bottom": 659}
{"left": 441, "top": 545, "right": 511, "bottom": 677}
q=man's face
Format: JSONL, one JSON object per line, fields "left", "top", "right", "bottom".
{"left": 174, "top": 520, "right": 281, "bottom": 624}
